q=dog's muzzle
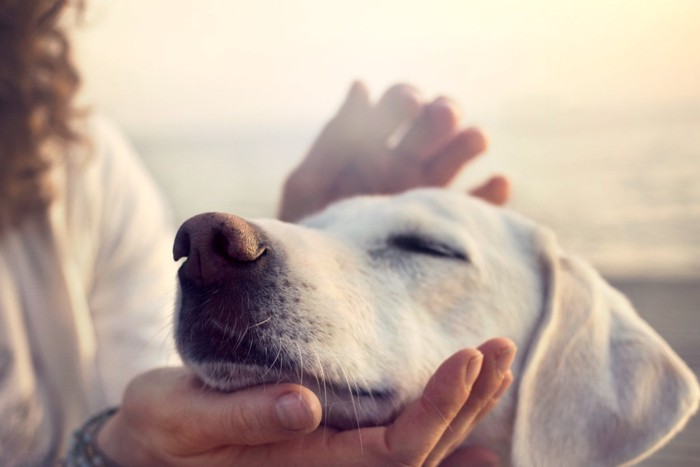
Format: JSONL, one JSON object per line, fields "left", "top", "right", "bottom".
{"left": 173, "top": 212, "right": 283, "bottom": 366}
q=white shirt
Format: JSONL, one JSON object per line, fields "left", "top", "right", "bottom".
{"left": 0, "top": 116, "right": 179, "bottom": 465}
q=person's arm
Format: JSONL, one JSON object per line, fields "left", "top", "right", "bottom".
{"left": 95, "top": 338, "right": 515, "bottom": 466}
{"left": 280, "top": 82, "right": 510, "bottom": 222}
{"left": 86, "top": 116, "right": 180, "bottom": 405}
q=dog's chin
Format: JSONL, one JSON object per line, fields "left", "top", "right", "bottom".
{"left": 191, "top": 361, "right": 284, "bottom": 392}
{"left": 189, "top": 360, "right": 402, "bottom": 430}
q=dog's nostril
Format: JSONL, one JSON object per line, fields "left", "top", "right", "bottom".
{"left": 173, "top": 230, "right": 191, "bottom": 261}
{"left": 213, "top": 229, "right": 267, "bottom": 263}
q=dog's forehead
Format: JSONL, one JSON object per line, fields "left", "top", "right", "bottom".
{"left": 303, "top": 189, "right": 516, "bottom": 241}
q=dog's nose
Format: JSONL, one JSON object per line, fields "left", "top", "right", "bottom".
{"left": 173, "top": 212, "right": 267, "bottom": 285}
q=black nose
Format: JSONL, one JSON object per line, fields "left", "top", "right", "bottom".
{"left": 173, "top": 212, "right": 267, "bottom": 286}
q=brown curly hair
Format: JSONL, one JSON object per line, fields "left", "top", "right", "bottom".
{"left": 0, "top": 0, "right": 84, "bottom": 225}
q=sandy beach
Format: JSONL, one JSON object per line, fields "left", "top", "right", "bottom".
{"left": 610, "top": 278, "right": 700, "bottom": 466}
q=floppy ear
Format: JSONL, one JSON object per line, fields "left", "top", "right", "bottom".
{"left": 513, "top": 230, "right": 699, "bottom": 466}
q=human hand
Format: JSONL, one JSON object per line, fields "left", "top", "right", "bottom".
{"left": 279, "top": 82, "right": 510, "bottom": 222}
{"left": 96, "top": 338, "right": 514, "bottom": 466}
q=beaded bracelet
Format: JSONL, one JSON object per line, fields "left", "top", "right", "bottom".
{"left": 63, "top": 406, "right": 122, "bottom": 467}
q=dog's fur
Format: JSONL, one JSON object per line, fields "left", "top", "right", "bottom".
{"left": 174, "top": 188, "right": 699, "bottom": 466}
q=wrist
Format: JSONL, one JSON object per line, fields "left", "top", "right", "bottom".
{"left": 96, "top": 410, "right": 160, "bottom": 467}
{"left": 65, "top": 407, "right": 122, "bottom": 466}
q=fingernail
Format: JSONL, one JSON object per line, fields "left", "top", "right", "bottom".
{"left": 276, "top": 392, "right": 314, "bottom": 431}
{"left": 465, "top": 352, "right": 484, "bottom": 385}
{"left": 496, "top": 345, "right": 516, "bottom": 376}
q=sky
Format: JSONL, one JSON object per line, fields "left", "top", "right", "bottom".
{"left": 69, "top": 0, "right": 700, "bottom": 278}
{"left": 73, "top": 0, "right": 700, "bottom": 133}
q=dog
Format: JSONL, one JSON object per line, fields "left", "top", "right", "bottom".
{"left": 173, "top": 188, "right": 699, "bottom": 466}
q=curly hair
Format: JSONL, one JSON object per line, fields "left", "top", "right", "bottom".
{"left": 0, "top": 0, "right": 84, "bottom": 225}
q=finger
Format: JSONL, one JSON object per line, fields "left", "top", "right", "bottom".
{"left": 124, "top": 368, "right": 322, "bottom": 452}
{"left": 425, "top": 127, "right": 488, "bottom": 186}
{"left": 473, "top": 369, "right": 513, "bottom": 426}
{"left": 451, "top": 339, "right": 515, "bottom": 432}
{"left": 278, "top": 81, "right": 373, "bottom": 220}
{"left": 278, "top": 168, "right": 329, "bottom": 222}
{"left": 469, "top": 175, "right": 511, "bottom": 205}
{"left": 187, "top": 384, "right": 322, "bottom": 446}
{"left": 346, "top": 84, "right": 423, "bottom": 190}
{"left": 382, "top": 349, "right": 484, "bottom": 465}
{"left": 372, "top": 83, "right": 423, "bottom": 141}
{"left": 394, "top": 97, "right": 462, "bottom": 163}
{"left": 300, "top": 80, "right": 371, "bottom": 169}
{"left": 426, "top": 339, "right": 516, "bottom": 464}
{"left": 335, "top": 80, "right": 372, "bottom": 120}
{"left": 432, "top": 375, "right": 512, "bottom": 467}
{"left": 467, "top": 338, "right": 516, "bottom": 411}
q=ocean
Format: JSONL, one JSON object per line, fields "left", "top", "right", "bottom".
{"left": 133, "top": 108, "right": 700, "bottom": 280}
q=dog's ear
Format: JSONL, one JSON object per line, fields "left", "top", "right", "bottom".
{"left": 513, "top": 230, "right": 699, "bottom": 466}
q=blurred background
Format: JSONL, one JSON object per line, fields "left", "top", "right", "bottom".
{"left": 73, "top": 1, "right": 699, "bottom": 463}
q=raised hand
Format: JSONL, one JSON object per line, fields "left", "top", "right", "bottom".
{"left": 279, "top": 82, "right": 510, "bottom": 222}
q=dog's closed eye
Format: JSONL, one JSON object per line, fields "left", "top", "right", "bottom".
{"left": 389, "top": 234, "right": 469, "bottom": 261}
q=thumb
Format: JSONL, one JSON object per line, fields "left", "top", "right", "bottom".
{"left": 126, "top": 368, "right": 323, "bottom": 449}
{"left": 186, "top": 382, "right": 323, "bottom": 446}
{"left": 469, "top": 175, "right": 510, "bottom": 206}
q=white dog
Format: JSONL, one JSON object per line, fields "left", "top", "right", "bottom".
{"left": 173, "top": 188, "right": 699, "bottom": 466}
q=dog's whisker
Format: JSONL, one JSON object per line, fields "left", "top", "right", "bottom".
{"left": 359, "top": 373, "right": 378, "bottom": 409}
{"left": 295, "top": 343, "right": 305, "bottom": 390}
{"left": 273, "top": 338, "right": 286, "bottom": 387}
{"left": 244, "top": 333, "right": 255, "bottom": 360}
{"left": 310, "top": 352, "right": 321, "bottom": 394}
{"left": 306, "top": 348, "right": 329, "bottom": 435}
{"left": 261, "top": 344, "right": 283, "bottom": 379}
{"left": 238, "top": 322, "right": 251, "bottom": 344}
{"left": 250, "top": 315, "right": 272, "bottom": 328}
{"left": 149, "top": 320, "right": 176, "bottom": 356}
{"left": 311, "top": 350, "right": 327, "bottom": 400}
{"left": 217, "top": 322, "right": 227, "bottom": 349}
{"left": 331, "top": 353, "right": 364, "bottom": 453}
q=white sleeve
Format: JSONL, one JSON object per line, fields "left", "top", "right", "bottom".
{"left": 86, "top": 117, "right": 181, "bottom": 405}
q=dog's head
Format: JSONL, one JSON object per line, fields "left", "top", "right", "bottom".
{"left": 173, "top": 189, "right": 698, "bottom": 465}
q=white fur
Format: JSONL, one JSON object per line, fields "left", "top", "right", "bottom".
{"left": 177, "top": 188, "right": 699, "bottom": 466}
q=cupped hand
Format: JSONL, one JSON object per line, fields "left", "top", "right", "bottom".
{"left": 279, "top": 82, "right": 510, "bottom": 222}
{"left": 97, "top": 338, "right": 515, "bottom": 466}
